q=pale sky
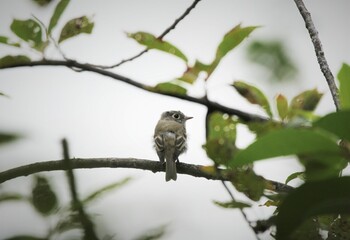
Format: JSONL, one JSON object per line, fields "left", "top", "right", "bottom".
{"left": 0, "top": 0, "right": 349, "bottom": 239}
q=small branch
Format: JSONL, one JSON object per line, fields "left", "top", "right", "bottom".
{"left": 293, "top": 0, "right": 340, "bottom": 110}
{"left": 0, "top": 158, "right": 293, "bottom": 193}
{"left": 1, "top": 59, "right": 267, "bottom": 122}
{"left": 62, "top": 139, "right": 99, "bottom": 240}
{"left": 97, "top": 0, "right": 202, "bottom": 69}
{"left": 158, "top": 0, "right": 202, "bottom": 39}
{"left": 101, "top": 49, "right": 149, "bottom": 69}
{"left": 221, "top": 181, "right": 261, "bottom": 240}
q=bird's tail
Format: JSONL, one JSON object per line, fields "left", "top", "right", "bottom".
{"left": 164, "top": 132, "right": 177, "bottom": 181}
{"left": 166, "top": 157, "right": 177, "bottom": 181}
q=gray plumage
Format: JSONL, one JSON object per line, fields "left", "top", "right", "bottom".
{"left": 154, "top": 111, "right": 192, "bottom": 181}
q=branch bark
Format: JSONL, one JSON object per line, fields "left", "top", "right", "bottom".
{"left": 293, "top": 0, "right": 340, "bottom": 110}
{"left": 62, "top": 139, "right": 99, "bottom": 240}
{"left": 1, "top": 59, "right": 268, "bottom": 122}
{"left": 0, "top": 158, "right": 293, "bottom": 193}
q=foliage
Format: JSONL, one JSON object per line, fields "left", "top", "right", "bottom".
{"left": 58, "top": 16, "right": 94, "bottom": 43}
{"left": 128, "top": 32, "right": 188, "bottom": 63}
{"left": 0, "top": 1, "right": 350, "bottom": 240}
{"left": 232, "top": 81, "right": 272, "bottom": 117}
{"left": 213, "top": 200, "right": 251, "bottom": 209}
{"left": 338, "top": 63, "right": 350, "bottom": 110}
{"left": 32, "top": 0, "right": 53, "bottom": 7}
{"left": 0, "top": 0, "right": 93, "bottom": 65}
{"left": 31, "top": 175, "right": 58, "bottom": 216}
{"left": 206, "top": 66, "right": 350, "bottom": 238}
{"left": 276, "top": 177, "right": 350, "bottom": 239}
{"left": 133, "top": 225, "right": 167, "bottom": 240}
{"left": 0, "top": 175, "right": 131, "bottom": 239}
{"left": 246, "top": 40, "right": 298, "bottom": 82}
{"left": 0, "top": 132, "right": 19, "bottom": 146}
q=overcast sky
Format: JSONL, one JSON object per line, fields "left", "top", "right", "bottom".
{"left": 0, "top": 0, "right": 349, "bottom": 239}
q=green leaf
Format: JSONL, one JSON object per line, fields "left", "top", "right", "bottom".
{"left": 0, "top": 193, "right": 27, "bottom": 202}
{"left": 276, "top": 94, "right": 288, "bottom": 121}
{"left": 82, "top": 177, "right": 131, "bottom": 205}
{"left": 337, "top": 63, "right": 350, "bottom": 110}
{"left": 207, "top": 24, "right": 259, "bottom": 76}
{"left": 213, "top": 200, "right": 251, "bottom": 209}
{"left": 290, "top": 89, "right": 323, "bottom": 112}
{"left": 216, "top": 24, "right": 258, "bottom": 62}
{"left": 154, "top": 82, "right": 187, "bottom": 95}
{"left": 0, "top": 36, "right": 20, "bottom": 47}
{"left": 229, "top": 167, "right": 265, "bottom": 201}
{"left": 285, "top": 171, "right": 305, "bottom": 184}
{"left": 286, "top": 218, "right": 323, "bottom": 240}
{"left": 247, "top": 120, "right": 282, "bottom": 137}
{"left": 231, "top": 128, "right": 341, "bottom": 167}
{"left": 0, "top": 55, "right": 31, "bottom": 68}
{"left": 246, "top": 40, "right": 298, "bottom": 82}
{"left": 314, "top": 110, "right": 350, "bottom": 142}
{"left": 4, "top": 236, "right": 47, "bottom": 240}
{"left": 203, "top": 112, "right": 238, "bottom": 165}
{"left": 300, "top": 153, "right": 347, "bottom": 181}
{"left": 232, "top": 81, "right": 272, "bottom": 117}
{"left": 0, "top": 132, "right": 19, "bottom": 145}
{"left": 261, "top": 199, "right": 280, "bottom": 207}
{"left": 31, "top": 175, "right": 58, "bottom": 216}
{"left": 48, "top": 0, "right": 70, "bottom": 34}
{"left": 32, "top": 0, "right": 53, "bottom": 6}
{"left": 128, "top": 32, "right": 188, "bottom": 62}
{"left": 276, "top": 177, "right": 350, "bottom": 239}
{"left": 177, "top": 60, "right": 210, "bottom": 84}
{"left": 133, "top": 225, "right": 167, "bottom": 240}
{"left": 10, "top": 19, "right": 45, "bottom": 51}
{"left": 286, "top": 110, "right": 320, "bottom": 127}
{"left": 58, "top": 16, "right": 94, "bottom": 43}
{"left": 0, "top": 92, "right": 10, "bottom": 98}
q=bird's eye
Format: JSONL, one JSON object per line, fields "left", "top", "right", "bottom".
{"left": 173, "top": 113, "right": 180, "bottom": 119}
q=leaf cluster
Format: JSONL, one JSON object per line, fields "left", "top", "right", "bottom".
{"left": 207, "top": 63, "right": 350, "bottom": 239}
{"left": 0, "top": 0, "right": 94, "bottom": 66}
{"left": 0, "top": 175, "right": 131, "bottom": 240}
{"left": 1, "top": 1, "right": 350, "bottom": 239}
{"left": 128, "top": 24, "right": 258, "bottom": 95}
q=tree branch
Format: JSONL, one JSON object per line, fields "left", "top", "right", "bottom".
{"left": 293, "top": 0, "right": 340, "bottom": 110}
{"left": 0, "top": 158, "right": 293, "bottom": 193}
{"left": 97, "top": 0, "right": 202, "bottom": 69}
{"left": 1, "top": 59, "right": 268, "bottom": 122}
{"left": 62, "top": 139, "right": 99, "bottom": 240}
{"left": 221, "top": 181, "right": 261, "bottom": 240}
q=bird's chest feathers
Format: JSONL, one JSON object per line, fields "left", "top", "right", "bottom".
{"left": 156, "top": 120, "right": 184, "bottom": 135}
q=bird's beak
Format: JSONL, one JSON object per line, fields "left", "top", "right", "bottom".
{"left": 185, "top": 116, "right": 193, "bottom": 121}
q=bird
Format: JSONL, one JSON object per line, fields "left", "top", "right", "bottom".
{"left": 154, "top": 111, "right": 193, "bottom": 181}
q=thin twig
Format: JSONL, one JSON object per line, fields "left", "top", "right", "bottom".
{"left": 62, "top": 139, "right": 99, "bottom": 240}
{"left": 205, "top": 108, "right": 260, "bottom": 239}
{"left": 1, "top": 59, "right": 268, "bottom": 123}
{"left": 293, "top": 0, "right": 340, "bottom": 110}
{"left": 0, "top": 158, "right": 293, "bottom": 193}
{"left": 157, "top": 0, "right": 202, "bottom": 39}
{"left": 96, "top": 0, "right": 202, "bottom": 69}
{"left": 50, "top": 35, "right": 70, "bottom": 61}
{"left": 221, "top": 181, "right": 261, "bottom": 240}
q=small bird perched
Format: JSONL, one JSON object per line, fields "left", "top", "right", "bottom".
{"left": 154, "top": 111, "right": 193, "bottom": 181}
